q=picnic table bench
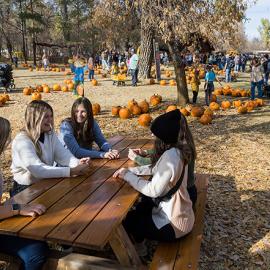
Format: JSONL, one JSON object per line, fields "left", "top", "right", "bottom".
{"left": 0, "top": 136, "right": 208, "bottom": 270}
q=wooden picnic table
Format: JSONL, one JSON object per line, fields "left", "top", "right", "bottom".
{"left": 0, "top": 136, "right": 153, "bottom": 268}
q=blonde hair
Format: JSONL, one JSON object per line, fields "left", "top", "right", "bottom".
{"left": 23, "top": 100, "right": 54, "bottom": 158}
{"left": 0, "top": 117, "right": 11, "bottom": 156}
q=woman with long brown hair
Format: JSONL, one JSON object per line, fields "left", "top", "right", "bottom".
{"left": 113, "top": 109, "right": 195, "bottom": 256}
{"left": 59, "top": 97, "right": 119, "bottom": 159}
{"left": 11, "top": 100, "right": 90, "bottom": 195}
{"left": 0, "top": 117, "right": 48, "bottom": 270}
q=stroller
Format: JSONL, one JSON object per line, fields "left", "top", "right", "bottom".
{"left": 0, "top": 63, "right": 15, "bottom": 92}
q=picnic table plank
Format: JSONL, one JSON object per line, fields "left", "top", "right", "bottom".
{"left": 109, "top": 224, "right": 141, "bottom": 267}
{"left": 0, "top": 136, "right": 128, "bottom": 235}
{"left": 46, "top": 138, "right": 149, "bottom": 244}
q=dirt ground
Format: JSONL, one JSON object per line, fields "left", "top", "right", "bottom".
{"left": 0, "top": 68, "right": 270, "bottom": 269}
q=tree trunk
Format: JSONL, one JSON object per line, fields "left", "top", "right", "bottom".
{"left": 167, "top": 40, "right": 189, "bottom": 105}
{"left": 19, "top": 0, "right": 27, "bottom": 63}
{"left": 138, "top": 8, "right": 154, "bottom": 79}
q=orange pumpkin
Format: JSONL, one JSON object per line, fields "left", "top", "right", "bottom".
{"left": 209, "top": 102, "right": 220, "bottom": 111}
{"left": 204, "top": 108, "right": 213, "bottom": 117}
{"left": 92, "top": 103, "right": 101, "bottom": 115}
{"left": 53, "top": 84, "right": 61, "bottom": 91}
{"left": 166, "top": 105, "right": 178, "bottom": 113}
{"left": 43, "top": 86, "right": 50, "bottom": 93}
{"left": 138, "top": 100, "right": 149, "bottom": 113}
{"left": 131, "top": 105, "right": 142, "bottom": 115}
{"left": 169, "top": 80, "right": 176, "bottom": 86}
{"left": 180, "top": 108, "right": 190, "bottom": 116}
{"left": 221, "top": 101, "right": 231, "bottom": 110}
{"left": 255, "top": 98, "right": 264, "bottom": 107}
{"left": 150, "top": 94, "right": 162, "bottom": 106}
{"left": 128, "top": 99, "right": 138, "bottom": 110}
{"left": 191, "top": 107, "right": 204, "bottom": 117}
{"left": 214, "top": 88, "right": 223, "bottom": 96}
{"left": 199, "top": 114, "right": 212, "bottom": 125}
{"left": 0, "top": 96, "right": 6, "bottom": 105}
{"left": 119, "top": 107, "right": 131, "bottom": 119}
{"left": 233, "top": 100, "right": 242, "bottom": 108}
{"left": 67, "top": 82, "right": 75, "bottom": 90}
{"left": 211, "top": 94, "right": 217, "bottom": 102}
{"left": 238, "top": 106, "right": 247, "bottom": 114}
{"left": 62, "top": 86, "right": 69, "bottom": 92}
{"left": 2, "top": 93, "right": 10, "bottom": 102}
{"left": 36, "top": 85, "right": 43, "bottom": 92}
{"left": 23, "top": 87, "right": 32, "bottom": 95}
{"left": 112, "top": 106, "right": 121, "bottom": 116}
{"left": 32, "top": 92, "right": 42, "bottom": 101}
{"left": 159, "top": 80, "right": 167, "bottom": 86}
{"left": 92, "top": 79, "right": 98, "bottom": 86}
{"left": 138, "top": 114, "right": 152, "bottom": 127}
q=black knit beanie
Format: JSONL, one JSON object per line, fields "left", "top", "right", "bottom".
{"left": 150, "top": 109, "right": 181, "bottom": 144}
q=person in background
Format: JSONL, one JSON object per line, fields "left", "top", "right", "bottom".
{"left": 42, "top": 54, "right": 49, "bottom": 71}
{"left": 204, "top": 64, "right": 222, "bottom": 106}
{"left": 73, "top": 55, "right": 87, "bottom": 96}
{"left": 0, "top": 117, "right": 48, "bottom": 270}
{"left": 113, "top": 110, "right": 195, "bottom": 256}
{"left": 191, "top": 68, "right": 201, "bottom": 104}
{"left": 262, "top": 54, "right": 270, "bottom": 86}
{"left": 129, "top": 49, "right": 139, "bottom": 87}
{"left": 60, "top": 97, "right": 119, "bottom": 159}
{"left": 250, "top": 57, "right": 264, "bottom": 100}
{"left": 11, "top": 100, "right": 90, "bottom": 196}
{"left": 88, "top": 54, "right": 95, "bottom": 81}
{"left": 224, "top": 54, "right": 234, "bottom": 82}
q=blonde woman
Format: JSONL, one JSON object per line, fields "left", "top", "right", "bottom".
{"left": 11, "top": 100, "right": 90, "bottom": 195}
{"left": 0, "top": 117, "right": 48, "bottom": 270}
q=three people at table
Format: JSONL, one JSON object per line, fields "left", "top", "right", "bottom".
{"left": 0, "top": 117, "right": 48, "bottom": 270}
{"left": 114, "top": 109, "right": 195, "bottom": 254}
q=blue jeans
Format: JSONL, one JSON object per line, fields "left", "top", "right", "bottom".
{"left": 264, "top": 72, "right": 269, "bottom": 85}
{"left": 251, "top": 80, "right": 263, "bottom": 100}
{"left": 205, "top": 82, "right": 214, "bottom": 106}
{"left": 225, "top": 69, "right": 231, "bottom": 82}
{"left": 88, "top": 69, "right": 94, "bottom": 80}
{"left": 130, "top": 68, "right": 138, "bottom": 86}
{"left": 0, "top": 235, "right": 48, "bottom": 270}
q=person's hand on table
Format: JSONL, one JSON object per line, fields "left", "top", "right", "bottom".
{"left": 104, "top": 149, "right": 120, "bottom": 159}
{"left": 128, "top": 148, "right": 146, "bottom": 161}
{"left": 19, "top": 204, "right": 46, "bottom": 217}
{"left": 79, "top": 157, "right": 91, "bottom": 165}
{"left": 113, "top": 168, "right": 128, "bottom": 180}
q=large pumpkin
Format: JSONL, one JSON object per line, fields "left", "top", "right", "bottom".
{"left": 203, "top": 108, "right": 213, "bottom": 117}
{"left": 169, "top": 80, "right": 176, "bottom": 86}
{"left": 159, "top": 80, "right": 167, "bottom": 86}
{"left": 199, "top": 114, "right": 212, "bottom": 125}
{"left": 166, "top": 105, "right": 178, "bottom": 113}
{"left": 191, "top": 107, "right": 204, "bottom": 117}
{"left": 255, "top": 98, "right": 264, "bottom": 107}
{"left": 131, "top": 104, "right": 142, "bottom": 115}
{"left": 127, "top": 99, "right": 138, "bottom": 110}
{"left": 221, "top": 101, "right": 231, "bottom": 110}
{"left": 36, "top": 85, "right": 43, "bottom": 92}
{"left": 138, "top": 114, "right": 152, "bottom": 127}
{"left": 53, "top": 84, "right": 61, "bottom": 91}
{"left": 180, "top": 108, "right": 190, "bottom": 116}
{"left": 32, "top": 92, "right": 42, "bottom": 101}
{"left": 112, "top": 106, "right": 121, "bottom": 116}
{"left": 238, "top": 106, "right": 247, "bottom": 114}
{"left": 62, "top": 86, "right": 69, "bottom": 92}
{"left": 209, "top": 102, "right": 220, "bottom": 111}
{"left": 92, "top": 103, "right": 101, "bottom": 115}
{"left": 138, "top": 100, "right": 149, "bottom": 113}
{"left": 43, "top": 86, "right": 50, "bottom": 93}
{"left": 23, "top": 87, "right": 32, "bottom": 96}
{"left": 150, "top": 94, "right": 162, "bottom": 106}
{"left": 233, "top": 100, "right": 242, "bottom": 108}
{"left": 92, "top": 79, "right": 98, "bottom": 86}
{"left": 119, "top": 107, "right": 131, "bottom": 119}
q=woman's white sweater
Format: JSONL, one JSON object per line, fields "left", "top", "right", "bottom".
{"left": 11, "top": 132, "right": 79, "bottom": 185}
{"left": 124, "top": 148, "right": 195, "bottom": 238}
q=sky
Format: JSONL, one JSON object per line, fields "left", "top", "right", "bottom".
{"left": 245, "top": 0, "right": 270, "bottom": 40}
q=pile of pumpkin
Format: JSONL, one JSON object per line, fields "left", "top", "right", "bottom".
{"left": 0, "top": 93, "right": 11, "bottom": 107}
{"left": 28, "top": 66, "right": 66, "bottom": 73}
{"left": 111, "top": 94, "right": 163, "bottom": 127}
{"left": 214, "top": 85, "right": 250, "bottom": 97}
{"left": 165, "top": 104, "right": 213, "bottom": 125}
{"left": 146, "top": 78, "right": 176, "bottom": 86}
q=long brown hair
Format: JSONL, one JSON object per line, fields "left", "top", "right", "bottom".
{"left": 151, "top": 115, "right": 196, "bottom": 166}
{"left": 23, "top": 100, "right": 54, "bottom": 158}
{"left": 64, "top": 97, "right": 94, "bottom": 148}
{"left": 0, "top": 117, "right": 11, "bottom": 156}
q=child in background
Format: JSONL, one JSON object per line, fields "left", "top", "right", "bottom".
{"left": 191, "top": 68, "right": 200, "bottom": 104}
{"left": 204, "top": 64, "right": 222, "bottom": 106}
{"left": 111, "top": 61, "right": 119, "bottom": 85}
{"left": 73, "top": 55, "right": 87, "bottom": 96}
